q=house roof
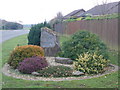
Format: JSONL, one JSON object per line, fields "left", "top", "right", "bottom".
{"left": 81, "top": 1, "right": 120, "bottom": 16}
{"left": 64, "top": 9, "right": 85, "bottom": 18}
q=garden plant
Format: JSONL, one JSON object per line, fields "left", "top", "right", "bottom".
{"left": 59, "top": 30, "right": 109, "bottom": 60}
{"left": 18, "top": 56, "right": 48, "bottom": 74}
{"left": 8, "top": 45, "right": 44, "bottom": 69}
{"left": 73, "top": 52, "right": 110, "bottom": 74}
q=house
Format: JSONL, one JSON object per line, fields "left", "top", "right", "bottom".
{"left": 81, "top": 1, "right": 120, "bottom": 16}
{"left": 0, "top": 19, "right": 7, "bottom": 29}
{"left": 0, "top": 19, "right": 23, "bottom": 30}
{"left": 63, "top": 9, "right": 85, "bottom": 19}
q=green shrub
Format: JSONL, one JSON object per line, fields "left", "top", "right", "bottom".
{"left": 8, "top": 45, "right": 44, "bottom": 69}
{"left": 28, "top": 21, "right": 51, "bottom": 46}
{"left": 76, "top": 17, "right": 84, "bottom": 21}
{"left": 83, "top": 16, "right": 93, "bottom": 20}
{"left": 37, "top": 66, "right": 73, "bottom": 77}
{"left": 60, "top": 30, "right": 109, "bottom": 60}
{"left": 63, "top": 13, "right": 120, "bottom": 22}
{"left": 73, "top": 52, "right": 110, "bottom": 74}
{"left": 64, "top": 19, "right": 76, "bottom": 22}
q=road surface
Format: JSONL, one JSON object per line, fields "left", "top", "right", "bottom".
{"left": 0, "top": 30, "right": 30, "bottom": 43}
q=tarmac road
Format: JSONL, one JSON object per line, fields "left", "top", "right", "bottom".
{"left": 0, "top": 30, "right": 30, "bottom": 43}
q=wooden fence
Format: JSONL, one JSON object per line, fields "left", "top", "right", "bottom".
{"left": 54, "top": 19, "right": 118, "bottom": 50}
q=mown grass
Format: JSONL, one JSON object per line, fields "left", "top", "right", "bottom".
{"left": 2, "top": 71, "right": 119, "bottom": 88}
{"left": 1, "top": 34, "right": 119, "bottom": 88}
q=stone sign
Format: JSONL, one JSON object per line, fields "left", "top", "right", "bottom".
{"left": 41, "top": 27, "right": 61, "bottom": 56}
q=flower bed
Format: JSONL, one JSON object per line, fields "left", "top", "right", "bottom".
{"left": 5, "top": 42, "right": 115, "bottom": 79}
{"left": 2, "top": 57, "right": 118, "bottom": 81}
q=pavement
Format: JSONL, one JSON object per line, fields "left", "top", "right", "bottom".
{"left": 0, "top": 30, "right": 30, "bottom": 43}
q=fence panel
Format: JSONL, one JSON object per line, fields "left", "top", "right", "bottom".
{"left": 54, "top": 19, "right": 118, "bottom": 50}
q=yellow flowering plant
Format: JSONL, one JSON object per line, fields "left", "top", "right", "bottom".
{"left": 73, "top": 52, "right": 110, "bottom": 74}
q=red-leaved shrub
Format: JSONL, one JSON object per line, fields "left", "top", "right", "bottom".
{"left": 18, "top": 56, "right": 48, "bottom": 74}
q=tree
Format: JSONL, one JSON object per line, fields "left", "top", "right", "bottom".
{"left": 96, "top": 0, "right": 109, "bottom": 15}
{"left": 49, "top": 12, "right": 63, "bottom": 30}
{"left": 28, "top": 21, "right": 51, "bottom": 46}
{"left": 57, "top": 12, "right": 63, "bottom": 20}
{"left": 101, "top": 0, "right": 108, "bottom": 15}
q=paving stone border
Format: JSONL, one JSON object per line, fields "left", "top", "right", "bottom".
{"left": 2, "top": 57, "right": 119, "bottom": 81}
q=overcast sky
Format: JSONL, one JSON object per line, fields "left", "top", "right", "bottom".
{"left": 0, "top": 0, "right": 119, "bottom": 24}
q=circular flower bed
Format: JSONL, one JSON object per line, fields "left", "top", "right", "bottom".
{"left": 2, "top": 57, "right": 118, "bottom": 81}
{"left": 5, "top": 45, "right": 117, "bottom": 80}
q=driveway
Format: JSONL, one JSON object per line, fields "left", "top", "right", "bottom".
{"left": 0, "top": 30, "right": 30, "bottom": 43}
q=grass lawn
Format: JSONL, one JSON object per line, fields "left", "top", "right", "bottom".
{"left": 1, "top": 34, "right": 119, "bottom": 88}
